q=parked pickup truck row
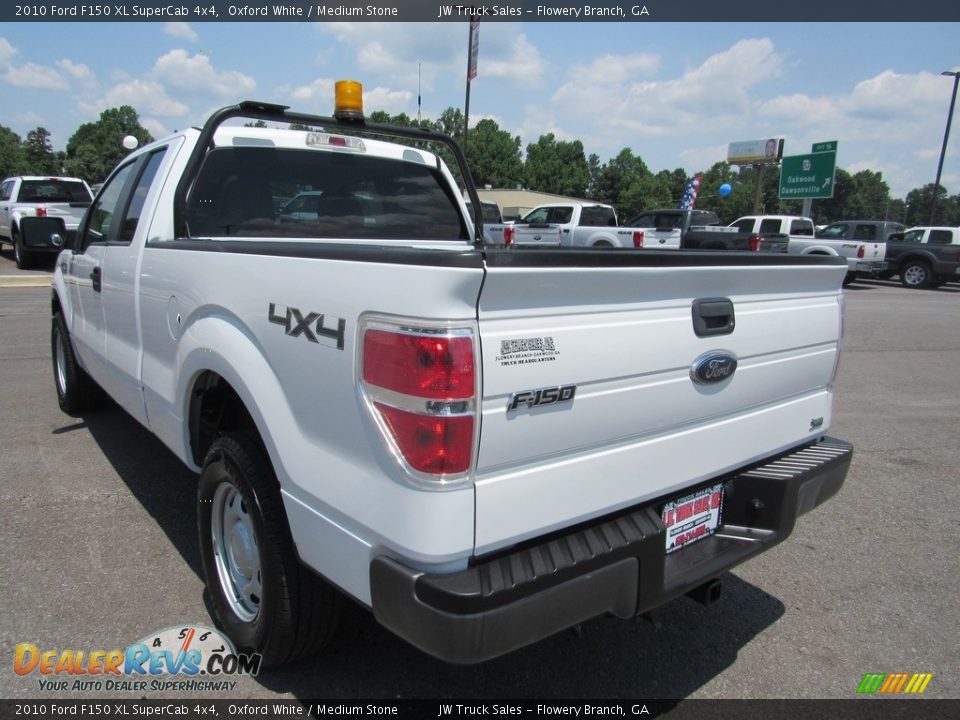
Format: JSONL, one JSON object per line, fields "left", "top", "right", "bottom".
{"left": 730, "top": 215, "right": 888, "bottom": 284}
{"left": 488, "top": 203, "right": 789, "bottom": 253}
{"left": 48, "top": 94, "right": 852, "bottom": 666}
{"left": 626, "top": 208, "right": 788, "bottom": 252}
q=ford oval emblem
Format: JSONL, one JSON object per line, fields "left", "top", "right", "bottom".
{"left": 690, "top": 351, "right": 738, "bottom": 385}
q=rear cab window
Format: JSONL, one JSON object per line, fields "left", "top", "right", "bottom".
{"left": 185, "top": 144, "right": 468, "bottom": 242}
{"left": 18, "top": 179, "right": 91, "bottom": 203}
{"left": 579, "top": 206, "right": 617, "bottom": 227}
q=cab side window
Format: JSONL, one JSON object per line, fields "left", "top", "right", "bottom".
{"left": 118, "top": 150, "right": 166, "bottom": 243}
{"left": 0, "top": 181, "right": 12, "bottom": 201}
{"left": 83, "top": 162, "right": 137, "bottom": 246}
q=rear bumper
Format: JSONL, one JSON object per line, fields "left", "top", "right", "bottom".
{"left": 370, "top": 436, "right": 852, "bottom": 664}
{"left": 853, "top": 260, "right": 887, "bottom": 275}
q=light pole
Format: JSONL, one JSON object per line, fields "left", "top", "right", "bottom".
{"left": 929, "top": 69, "right": 960, "bottom": 225}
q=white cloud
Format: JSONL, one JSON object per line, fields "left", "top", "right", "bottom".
{"left": 0, "top": 37, "right": 70, "bottom": 90}
{"left": 164, "top": 22, "right": 198, "bottom": 42}
{"left": 364, "top": 86, "right": 414, "bottom": 114}
{"left": 0, "top": 37, "right": 15, "bottom": 65}
{"left": 57, "top": 59, "right": 96, "bottom": 86}
{"left": 141, "top": 117, "right": 173, "bottom": 139}
{"left": 152, "top": 49, "right": 255, "bottom": 97}
{"left": 283, "top": 78, "right": 335, "bottom": 107}
{"left": 15, "top": 111, "right": 44, "bottom": 126}
{"left": 478, "top": 33, "right": 546, "bottom": 85}
{"left": 2, "top": 62, "right": 68, "bottom": 90}
{"left": 79, "top": 79, "right": 190, "bottom": 117}
{"left": 536, "top": 38, "right": 783, "bottom": 156}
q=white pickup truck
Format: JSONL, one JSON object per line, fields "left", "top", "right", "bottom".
{"left": 729, "top": 215, "right": 887, "bottom": 283}
{"left": 489, "top": 201, "right": 643, "bottom": 248}
{"left": 51, "top": 96, "right": 853, "bottom": 666}
{"left": 0, "top": 175, "right": 93, "bottom": 268}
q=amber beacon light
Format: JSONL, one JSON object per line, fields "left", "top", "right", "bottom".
{"left": 334, "top": 80, "right": 364, "bottom": 121}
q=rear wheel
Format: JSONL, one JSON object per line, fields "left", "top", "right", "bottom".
{"left": 14, "top": 230, "right": 34, "bottom": 270}
{"left": 592, "top": 240, "right": 614, "bottom": 248}
{"left": 51, "top": 312, "right": 102, "bottom": 414}
{"left": 900, "top": 260, "right": 932, "bottom": 289}
{"left": 198, "top": 433, "right": 342, "bottom": 666}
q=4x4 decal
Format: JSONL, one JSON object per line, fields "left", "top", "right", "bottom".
{"left": 268, "top": 303, "right": 345, "bottom": 350}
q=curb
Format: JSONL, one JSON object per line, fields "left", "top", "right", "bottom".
{"left": 0, "top": 276, "right": 52, "bottom": 288}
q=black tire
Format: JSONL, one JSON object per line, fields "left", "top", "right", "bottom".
{"left": 52, "top": 312, "right": 103, "bottom": 414}
{"left": 198, "top": 433, "right": 342, "bottom": 666}
{"left": 900, "top": 260, "right": 932, "bottom": 289}
{"left": 13, "top": 230, "right": 34, "bottom": 270}
{"left": 592, "top": 240, "right": 614, "bottom": 248}
{"left": 842, "top": 272, "right": 857, "bottom": 286}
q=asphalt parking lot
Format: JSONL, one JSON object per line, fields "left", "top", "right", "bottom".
{"left": 1, "top": 252, "right": 958, "bottom": 701}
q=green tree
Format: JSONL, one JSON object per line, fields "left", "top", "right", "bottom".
{"left": 0, "top": 125, "right": 25, "bottom": 179}
{"left": 592, "top": 148, "right": 649, "bottom": 209}
{"left": 586, "top": 153, "right": 603, "bottom": 199}
{"left": 64, "top": 106, "right": 153, "bottom": 183}
{"left": 465, "top": 119, "right": 523, "bottom": 189}
{"left": 904, "top": 183, "right": 950, "bottom": 226}
{"left": 523, "top": 135, "right": 588, "bottom": 197}
{"left": 23, "top": 127, "right": 59, "bottom": 174}
{"left": 435, "top": 107, "right": 465, "bottom": 145}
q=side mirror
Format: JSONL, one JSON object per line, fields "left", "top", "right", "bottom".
{"left": 18, "top": 216, "right": 69, "bottom": 252}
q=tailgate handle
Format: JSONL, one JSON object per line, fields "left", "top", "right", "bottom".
{"left": 692, "top": 298, "right": 735, "bottom": 337}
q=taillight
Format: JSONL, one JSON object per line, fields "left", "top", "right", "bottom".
{"left": 36, "top": 207, "right": 47, "bottom": 217}
{"left": 749, "top": 235, "right": 762, "bottom": 252}
{"left": 503, "top": 226, "right": 514, "bottom": 246}
{"left": 361, "top": 322, "right": 477, "bottom": 481}
{"left": 363, "top": 330, "right": 473, "bottom": 399}
{"left": 633, "top": 231, "right": 644, "bottom": 248}
{"left": 857, "top": 245, "right": 865, "bottom": 258}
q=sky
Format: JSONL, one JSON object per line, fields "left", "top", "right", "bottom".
{"left": 1, "top": 20, "right": 958, "bottom": 200}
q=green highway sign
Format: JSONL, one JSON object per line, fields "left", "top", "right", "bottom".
{"left": 779, "top": 152, "right": 837, "bottom": 200}
{"left": 812, "top": 140, "right": 838, "bottom": 153}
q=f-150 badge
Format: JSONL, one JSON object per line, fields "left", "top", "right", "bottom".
{"left": 690, "top": 351, "right": 738, "bottom": 385}
{"left": 507, "top": 385, "right": 576, "bottom": 412}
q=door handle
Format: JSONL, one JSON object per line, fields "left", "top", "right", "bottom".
{"left": 90, "top": 266, "right": 101, "bottom": 293}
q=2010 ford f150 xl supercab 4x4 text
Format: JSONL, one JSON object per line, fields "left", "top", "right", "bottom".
{"left": 51, "top": 90, "right": 853, "bottom": 666}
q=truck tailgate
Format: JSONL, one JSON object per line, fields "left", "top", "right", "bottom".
{"left": 474, "top": 250, "right": 847, "bottom": 554}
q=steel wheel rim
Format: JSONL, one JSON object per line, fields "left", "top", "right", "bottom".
{"left": 54, "top": 329, "right": 68, "bottom": 396}
{"left": 14, "top": 242, "right": 20, "bottom": 264}
{"left": 904, "top": 265, "right": 926, "bottom": 286}
{"left": 211, "top": 479, "right": 262, "bottom": 622}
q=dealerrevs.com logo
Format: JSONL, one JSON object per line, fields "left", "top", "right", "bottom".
{"left": 14, "top": 625, "right": 261, "bottom": 693}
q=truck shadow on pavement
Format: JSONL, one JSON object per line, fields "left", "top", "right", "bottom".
{"left": 73, "top": 401, "right": 786, "bottom": 700}
{"left": 259, "top": 573, "right": 785, "bottom": 699}
{"left": 75, "top": 399, "right": 203, "bottom": 578}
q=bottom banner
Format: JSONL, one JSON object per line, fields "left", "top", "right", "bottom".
{"left": 1, "top": 699, "right": 958, "bottom": 720}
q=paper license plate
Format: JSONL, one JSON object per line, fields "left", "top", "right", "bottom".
{"left": 662, "top": 483, "right": 723, "bottom": 554}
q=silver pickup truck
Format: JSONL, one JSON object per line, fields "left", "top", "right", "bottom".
{"left": 51, "top": 94, "right": 853, "bottom": 666}
{"left": 0, "top": 175, "right": 93, "bottom": 268}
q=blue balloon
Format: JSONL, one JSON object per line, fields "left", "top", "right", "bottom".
{"left": 719, "top": 183, "right": 732, "bottom": 198}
